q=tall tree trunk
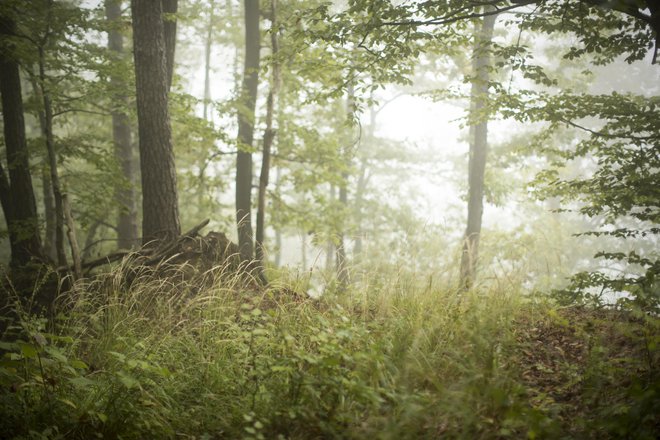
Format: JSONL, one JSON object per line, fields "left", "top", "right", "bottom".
{"left": 0, "top": 15, "right": 43, "bottom": 268}
{"left": 256, "top": 0, "right": 280, "bottom": 277}
{"left": 235, "top": 0, "right": 260, "bottom": 262}
{"left": 106, "top": 0, "right": 138, "bottom": 250}
{"left": 162, "top": 0, "right": 177, "bottom": 91}
{"left": 459, "top": 12, "right": 496, "bottom": 290}
{"left": 131, "top": 0, "right": 181, "bottom": 243}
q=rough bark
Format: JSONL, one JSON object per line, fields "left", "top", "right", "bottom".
{"left": 459, "top": 12, "right": 496, "bottom": 290}
{"left": 235, "top": 0, "right": 260, "bottom": 262}
{"left": 106, "top": 0, "right": 138, "bottom": 250}
{"left": 0, "top": 16, "right": 43, "bottom": 268}
{"left": 162, "top": 0, "right": 178, "bottom": 91}
{"left": 256, "top": 0, "right": 280, "bottom": 276}
{"left": 131, "top": 0, "right": 181, "bottom": 244}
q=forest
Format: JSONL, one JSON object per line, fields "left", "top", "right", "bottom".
{"left": 0, "top": 0, "right": 658, "bottom": 438}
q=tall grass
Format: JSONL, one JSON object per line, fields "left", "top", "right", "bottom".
{"left": 0, "top": 261, "right": 657, "bottom": 439}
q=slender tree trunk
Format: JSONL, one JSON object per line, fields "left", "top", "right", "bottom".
{"left": 235, "top": 0, "right": 260, "bottom": 262}
{"left": 0, "top": 16, "right": 43, "bottom": 268}
{"left": 256, "top": 0, "right": 280, "bottom": 277}
{"left": 106, "top": 0, "right": 138, "bottom": 250}
{"left": 459, "top": 12, "right": 496, "bottom": 290}
{"left": 162, "top": 0, "right": 177, "bottom": 91}
{"left": 131, "top": 0, "right": 181, "bottom": 243}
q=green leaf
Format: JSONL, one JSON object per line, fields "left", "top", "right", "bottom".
{"left": 19, "top": 343, "right": 38, "bottom": 359}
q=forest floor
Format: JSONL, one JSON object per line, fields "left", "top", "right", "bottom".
{"left": 0, "top": 264, "right": 658, "bottom": 439}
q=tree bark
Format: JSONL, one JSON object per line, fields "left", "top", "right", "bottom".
{"left": 459, "top": 11, "right": 496, "bottom": 290}
{"left": 235, "top": 0, "right": 260, "bottom": 262}
{"left": 106, "top": 0, "right": 138, "bottom": 250}
{"left": 162, "top": 0, "right": 178, "bottom": 91}
{"left": 0, "top": 16, "right": 43, "bottom": 268}
{"left": 256, "top": 0, "right": 280, "bottom": 277}
{"left": 131, "top": 0, "right": 181, "bottom": 244}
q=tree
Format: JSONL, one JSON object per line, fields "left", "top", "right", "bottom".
{"left": 459, "top": 11, "right": 496, "bottom": 290}
{"left": 162, "top": 0, "right": 178, "bottom": 91}
{"left": 106, "top": 0, "right": 138, "bottom": 250}
{"left": 256, "top": 0, "right": 281, "bottom": 277}
{"left": 235, "top": 0, "right": 260, "bottom": 262}
{"left": 0, "top": 15, "right": 43, "bottom": 269}
{"left": 131, "top": 0, "right": 181, "bottom": 243}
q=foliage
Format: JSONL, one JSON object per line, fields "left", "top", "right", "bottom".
{"left": 1, "top": 264, "right": 658, "bottom": 439}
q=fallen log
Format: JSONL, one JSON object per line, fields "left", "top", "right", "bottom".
{"left": 57, "top": 219, "right": 217, "bottom": 275}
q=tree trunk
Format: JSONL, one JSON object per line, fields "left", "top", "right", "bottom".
{"left": 106, "top": 0, "right": 138, "bottom": 250}
{"left": 459, "top": 12, "right": 496, "bottom": 290}
{"left": 0, "top": 16, "right": 43, "bottom": 269}
{"left": 162, "top": 0, "right": 178, "bottom": 91}
{"left": 256, "top": 0, "right": 280, "bottom": 277}
{"left": 131, "top": 0, "right": 181, "bottom": 243}
{"left": 235, "top": 0, "right": 260, "bottom": 262}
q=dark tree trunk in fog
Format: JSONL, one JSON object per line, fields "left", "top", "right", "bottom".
{"left": 106, "top": 0, "right": 138, "bottom": 250}
{"left": 256, "top": 0, "right": 280, "bottom": 278}
{"left": 131, "top": 0, "right": 181, "bottom": 243}
{"left": 162, "top": 0, "right": 177, "bottom": 91}
{"left": 459, "top": 12, "right": 496, "bottom": 290}
{"left": 235, "top": 0, "right": 260, "bottom": 262}
{"left": 0, "top": 16, "right": 43, "bottom": 268}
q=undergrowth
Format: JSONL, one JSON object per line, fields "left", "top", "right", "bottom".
{"left": 0, "top": 262, "right": 658, "bottom": 439}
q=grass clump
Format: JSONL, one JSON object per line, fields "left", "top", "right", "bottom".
{"left": 0, "top": 263, "right": 658, "bottom": 439}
